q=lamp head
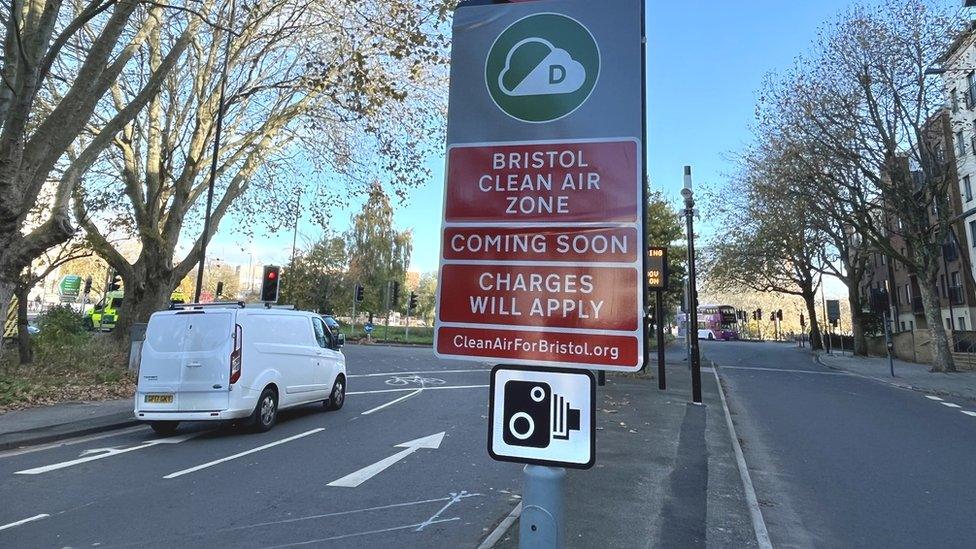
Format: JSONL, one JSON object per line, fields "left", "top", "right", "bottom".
{"left": 680, "top": 187, "right": 692, "bottom": 200}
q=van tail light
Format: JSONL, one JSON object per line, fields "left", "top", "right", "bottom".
{"left": 230, "top": 324, "right": 243, "bottom": 384}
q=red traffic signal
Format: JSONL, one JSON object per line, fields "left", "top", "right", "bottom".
{"left": 261, "top": 266, "right": 281, "bottom": 303}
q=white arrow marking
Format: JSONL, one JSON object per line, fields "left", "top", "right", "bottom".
{"left": 15, "top": 432, "right": 202, "bottom": 475}
{"left": 328, "top": 432, "right": 445, "bottom": 488}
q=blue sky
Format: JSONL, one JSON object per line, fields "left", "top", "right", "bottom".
{"left": 207, "top": 0, "right": 863, "bottom": 277}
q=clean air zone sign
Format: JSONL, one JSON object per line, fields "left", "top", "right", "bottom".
{"left": 486, "top": 13, "right": 600, "bottom": 123}
{"left": 436, "top": 0, "right": 645, "bottom": 372}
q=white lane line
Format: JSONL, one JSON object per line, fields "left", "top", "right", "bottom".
{"left": 712, "top": 367, "right": 774, "bottom": 549}
{"left": 416, "top": 491, "right": 478, "bottom": 531}
{"left": 361, "top": 389, "right": 423, "bottom": 416}
{"left": 478, "top": 502, "right": 522, "bottom": 549}
{"left": 348, "top": 384, "right": 488, "bottom": 396}
{"left": 263, "top": 518, "right": 460, "bottom": 548}
{"left": 164, "top": 428, "right": 324, "bottom": 479}
{"left": 722, "top": 366, "right": 848, "bottom": 376}
{"left": 925, "top": 395, "right": 944, "bottom": 401}
{"left": 348, "top": 369, "right": 488, "bottom": 378}
{"left": 215, "top": 497, "right": 454, "bottom": 533}
{"left": 0, "top": 513, "right": 49, "bottom": 532}
{"left": 0, "top": 425, "right": 148, "bottom": 459}
{"left": 941, "top": 402, "right": 962, "bottom": 409}
{"left": 15, "top": 432, "right": 204, "bottom": 475}
{"left": 961, "top": 411, "right": 976, "bottom": 417}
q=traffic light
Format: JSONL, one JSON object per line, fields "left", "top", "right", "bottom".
{"left": 83, "top": 276, "right": 92, "bottom": 295}
{"left": 261, "top": 266, "right": 281, "bottom": 303}
{"left": 409, "top": 292, "right": 418, "bottom": 312}
{"left": 215, "top": 281, "right": 224, "bottom": 299}
{"left": 777, "top": 309, "right": 783, "bottom": 321}
{"left": 355, "top": 284, "right": 364, "bottom": 303}
{"left": 391, "top": 281, "right": 400, "bottom": 304}
{"left": 107, "top": 270, "right": 121, "bottom": 292}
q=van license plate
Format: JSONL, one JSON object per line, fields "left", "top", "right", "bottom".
{"left": 145, "top": 394, "right": 173, "bottom": 404}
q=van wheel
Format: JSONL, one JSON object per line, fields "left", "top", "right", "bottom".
{"left": 325, "top": 376, "right": 345, "bottom": 411}
{"left": 149, "top": 421, "right": 179, "bottom": 436}
{"left": 250, "top": 387, "right": 278, "bottom": 432}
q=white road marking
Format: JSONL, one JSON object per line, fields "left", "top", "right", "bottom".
{"left": 722, "top": 366, "right": 848, "bottom": 375}
{"left": 925, "top": 395, "right": 944, "bottom": 401}
{"left": 348, "top": 369, "right": 488, "bottom": 378}
{"left": 416, "top": 491, "right": 477, "bottom": 531}
{"left": 215, "top": 497, "right": 457, "bottom": 533}
{"left": 328, "top": 432, "right": 445, "bottom": 488}
{"left": 15, "top": 432, "right": 203, "bottom": 475}
{"left": 164, "top": 428, "right": 324, "bottom": 479}
{"left": 347, "top": 384, "right": 488, "bottom": 396}
{"left": 477, "top": 502, "right": 522, "bottom": 549}
{"left": 263, "top": 518, "right": 460, "bottom": 548}
{"left": 941, "top": 402, "right": 962, "bottom": 409}
{"left": 0, "top": 513, "right": 49, "bottom": 531}
{"left": 961, "top": 411, "right": 976, "bottom": 417}
{"left": 361, "top": 389, "right": 423, "bottom": 416}
{"left": 0, "top": 426, "right": 148, "bottom": 460}
{"left": 712, "top": 367, "right": 773, "bottom": 549}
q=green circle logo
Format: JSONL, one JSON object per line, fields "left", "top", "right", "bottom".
{"left": 485, "top": 13, "right": 601, "bottom": 124}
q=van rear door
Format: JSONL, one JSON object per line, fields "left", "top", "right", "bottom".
{"left": 142, "top": 310, "right": 234, "bottom": 412}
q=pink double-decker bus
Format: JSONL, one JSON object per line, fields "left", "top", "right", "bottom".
{"left": 679, "top": 305, "right": 740, "bottom": 341}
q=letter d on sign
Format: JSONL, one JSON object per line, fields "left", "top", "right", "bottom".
{"left": 549, "top": 64, "right": 566, "bottom": 85}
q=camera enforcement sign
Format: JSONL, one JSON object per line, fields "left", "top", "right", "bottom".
{"left": 489, "top": 365, "right": 595, "bottom": 469}
{"left": 435, "top": 0, "right": 646, "bottom": 372}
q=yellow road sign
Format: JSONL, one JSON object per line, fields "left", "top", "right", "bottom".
{"left": 4, "top": 296, "right": 18, "bottom": 339}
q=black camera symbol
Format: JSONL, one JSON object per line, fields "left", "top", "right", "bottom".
{"left": 503, "top": 381, "right": 581, "bottom": 448}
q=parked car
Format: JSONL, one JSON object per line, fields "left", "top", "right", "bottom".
{"left": 135, "top": 304, "right": 346, "bottom": 435}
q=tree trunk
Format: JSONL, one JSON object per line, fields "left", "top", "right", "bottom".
{"left": 919, "top": 273, "right": 955, "bottom": 372}
{"left": 803, "top": 290, "right": 824, "bottom": 351}
{"left": 847, "top": 285, "right": 868, "bottom": 356}
{"left": 15, "top": 284, "right": 31, "bottom": 365}
{"left": 113, "top": 258, "right": 176, "bottom": 343}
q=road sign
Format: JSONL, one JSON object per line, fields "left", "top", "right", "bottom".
{"left": 364, "top": 322, "right": 374, "bottom": 334}
{"left": 827, "top": 300, "right": 841, "bottom": 322}
{"left": 3, "top": 297, "right": 17, "bottom": 339}
{"left": 59, "top": 275, "right": 82, "bottom": 298}
{"left": 488, "top": 365, "right": 595, "bottom": 469}
{"left": 436, "top": 0, "right": 645, "bottom": 372}
{"left": 647, "top": 247, "right": 668, "bottom": 290}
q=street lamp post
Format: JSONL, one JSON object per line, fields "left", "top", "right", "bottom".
{"left": 194, "top": 0, "right": 237, "bottom": 303}
{"left": 682, "top": 166, "right": 703, "bottom": 404}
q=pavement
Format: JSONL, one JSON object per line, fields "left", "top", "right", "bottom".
{"left": 0, "top": 399, "right": 137, "bottom": 451}
{"left": 493, "top": 347, "right": 759, "bottom": 549}
{"left": 816, "top": 349, "right": 976, "bottom": 403}
{"left": 706, "top": 340, "right": 976, "bottom": 548}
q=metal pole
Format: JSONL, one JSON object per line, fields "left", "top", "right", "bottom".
{"left": 290, "top": 188, "right": 301, "bottom": 267}
{"left": 519, "top": 465, "right": 565, "bottom": 549}
{"left": 194, "top": 0, "right": 236, "bottom": 303}
{"left": 683, "top": 167, "right": 702, "bottom": 404}
{"left": 657, "top": 290, "right": 666, "bottom": 391}
{"left": 884, "top": 310, "right": 895, "bottom": 377}
{"left": 351, "top": 292, "right": 358, "bottom": 338}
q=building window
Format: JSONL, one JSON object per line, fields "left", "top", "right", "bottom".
{"left": 952, "top": 271, "right": 961, "bottom": 288}
{"left": 941, "top": 274, "right": 947, "bottom": 297}
{"left": 968, "top": 71, "right": 976, "bottom": 107}
{"left": 971, "top": 220, "right": 976, "bottom": 246}
{"left": 961, "top": 317, "right": 968, "bottom": 331}
{"left": 966, "top": 176, "right": 973, "bottom": 202}
{"left": 947, "top": 318, "right": 952, "bottom": 330}
{"left": 957, "top": 131, "right": 967, "bottom": 157}
{"left": 953, "top": 88, "right": 960, "bottom": 112}
{"left": 901, "top": 321, "right": 906, "bottom": 331}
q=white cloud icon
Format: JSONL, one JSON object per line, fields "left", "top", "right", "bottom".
{"left": 499, "top": 38, "right": 587, "bottom": 97}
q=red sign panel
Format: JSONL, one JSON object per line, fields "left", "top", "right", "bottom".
{"left": 436, "top": 137, "right": 643, "bottom": 371}
{"left": 444, "top": 140, "right": 639, "bottom": 223}
{"left": 439, "top": 264, "right": 639, "bottom": 331}
{"left": 442, "top": 226, "right": 639, "bottom": 263}
{"left": 437, "top": 327, "right": 640, "bottom": 368}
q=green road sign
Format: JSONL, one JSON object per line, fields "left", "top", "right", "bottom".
{"left": 485, "top": 13, "right": 600, "bottom": 123}
{"left": 59, "top": 275, "right": 82, "bottom": 297}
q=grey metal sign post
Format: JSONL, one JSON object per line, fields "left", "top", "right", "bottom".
{"left": 444, "top": 1, "right": 645, "bottom": 547}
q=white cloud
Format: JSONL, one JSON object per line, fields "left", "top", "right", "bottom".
{"left": 499, "top": 38, "right": 586, "bottom": 97}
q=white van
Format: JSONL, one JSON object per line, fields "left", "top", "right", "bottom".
{"left": 135, "top": 304, "right": 346, "bottom": 435}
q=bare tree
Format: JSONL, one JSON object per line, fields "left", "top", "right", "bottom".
{"left": 73, "top": 0, "right": 451, "bottom": 338}
{"left": 758, "top": 1, "right": 963, "bottom": 371}
{"left": 0, "top": 1, "right": 203, "bottom": 338}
